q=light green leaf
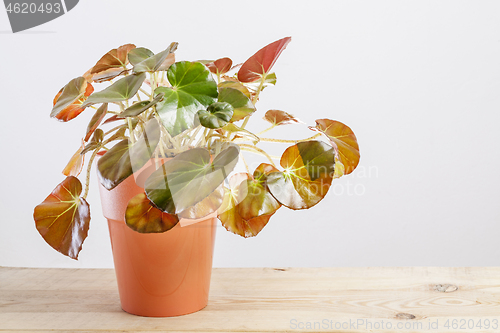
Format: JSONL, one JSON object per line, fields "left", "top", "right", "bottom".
{"left": 128, "top": 47, "right": 154, "bottom": 66}
{"left": 83, "top": 73, "right": 146, "bottom": 106}
{"left": 218, "top": 87, "right": 255, "bottom": 122}
{"left": 133, "top": 42, "right": 178, "bottom": 73}
{"left": 117, "top": 92, "right": 164, "bottom": 118}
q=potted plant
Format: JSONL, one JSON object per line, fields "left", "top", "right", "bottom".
{"left": 33, "top": 37, "right": 360, "bottom": 317}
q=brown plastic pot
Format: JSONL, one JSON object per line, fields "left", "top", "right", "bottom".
{"left": 97, "top": 158, "right": 217, "bottom": 317}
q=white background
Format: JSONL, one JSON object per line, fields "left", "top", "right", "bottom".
{"left": 1, "top": 0, "right": 499, "bottom": 268}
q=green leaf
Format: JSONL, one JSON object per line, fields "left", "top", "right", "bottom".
{"left": 125, "top": 193, "right": 179, "bottom": 233}
{"left": 218, "top": 81, "right": 251, "bottom": 98}
{"left": 83, "top": 73, "right": 146, "bottom": 106}
{"left": 223, "top": 123, "right": 259, "bottom": 144}
{"left": 313, "top": 119, "right": 360, "bottom": 175}
{"left": 128, "top": 47, "right": 154, "bottom": 66}
{"left": 34, "top": 176, "right": 90, "bottom": 260}
{"left": 97, "top": 120, "right": 161, "bottom": 190}
{"left": 133, "top": 42, "right": 178, "bottom": 73}
{"left": 218, "top": 87, "right": 255, "bottom": 122}
{"left": 197, "top": 102, "right": 233, "bottom": 129}
{"left": 145, "top": 144, "right": 240, "bottom": 215}
{"left": 219, "top": 164, "right": 281, "bottom": 238}
{"left": 178, "top": 185, "right": 224, "bottom": 219}
{"left": 155, "top": 61, "right": 218, "bottom": 136}
{"left": 51, "top": 77, "right": 94, "bottom": 121}
{"left": 81, "top": 128, "right": 104, "bottom": 155}
{"left": 238, "top": 37, "right": 291, "bottom": 82}
{"left": 117, "top": 93, "right": 164, "bottom": 118}
{"left": 84, "top": 103, "right": 108, "bottom": 142}
{"left": 267, "top": 141, "right": 335, "bottom": 209}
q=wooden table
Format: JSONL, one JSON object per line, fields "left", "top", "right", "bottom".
{"left": 1, "top": 267, "right": 499, "bottom": 332}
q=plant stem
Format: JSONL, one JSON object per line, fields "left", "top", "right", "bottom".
{"left": 238, "top": 144, "right": 277, "bottom": 167}
{"left": 139, "top": 88, "right": 151, "bottom": 98}
{"left": 82, "top": 148, "right": 100, "bottom": 200}
{"left": 104, "top": 124, "right": 123, "bottom": 136}
{"left": 256, "top": 125, "right": 276, "bottom": 136}
{"left": 258, "top": 133, "right": 322, "bottom": 144}
{"left": 241, "top": 154, "right": 250, "bottom": 174}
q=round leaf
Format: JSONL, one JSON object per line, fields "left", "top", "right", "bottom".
{"left": 197, "top": 102, "right": 233, "bottom": 129}
{"left": 97, "top": 120, "right": 161, "bottom": 190}
{"left": 125, "top": 193, "right": 179, "bottom": 233}
{"left": 51, "top": 77, "right": 94, "bottom": 122}
{"left": 128, "top": 47, "right": 154, "bottom": 66}
{"left": 34, "top": 176, "right": 90, "bottom": 260}
{"left": 267, "top": 141, "right": 335, "bottom": 209}
{"left": 314, "top": 119, "right": 360, "bottom": 175}
{"left": 218, "top": 165, "right": 281, "bottom": 238}
{"left": 145, "top": 144, "right": 240, "bottom": 214}
{"left": 218, "top": 87, "right": 255, "bottom": 122}
{"left": 237, "top": 37, "right": 291, "bottom": 83}
{"left": 206, "top": 57, "right": 232, "bottom": 75}
{"left": 155, "top": 61, "right": 218, "bottom": 136}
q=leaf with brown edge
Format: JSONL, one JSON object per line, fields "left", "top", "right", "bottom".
{"left": 218, "top": 81, "right": 251, "bottom": 98}
{"left": 264, "top": 110, "right": 301, "bottom": 126}
{"left": 84, "top": 103, "right": 107, "bottom": 142}
{"left": 91, "top": 68, "right": 130, "bottom": 83}
{"left": 267, "top": 141, "right": 335, "bottom": 210}
{"left": 62, "top": 140, "right": 85, "bottom": 177}
{"left": 313, "top": 119, "right": 360, "bottom": 175}
{"left": 103, "top": 114, "right": 120, "bottom": 124}
{"left": 237, "top": 37, "right": 291, "bottom": 83}
{"left": 125, "top": 193, "right": 179, "bottom": 233}
{"left": 207, "top": 57, "right": 232, "bottom": 75}
{"left": 33, "top": 176, "right": 90, "bottom": 260}
{"left": 51, "top": 77, "right": 94, "bottom": 122}
{"left": 218, "top": 165, "right": 281, "bottom": 238}
{"left": 90, "top": 44, "right": 136, "bottom": 74}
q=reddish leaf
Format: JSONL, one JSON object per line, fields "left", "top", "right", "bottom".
{"left": 267, "top": 141, "right": 335, "bottom": 209}
{"left": 313, "top": 119, "right": 360, "bottom": 175}
{"left": 103, "top": 114, "right": 120, "bottom": 124}
{"left": 51, "top": 78, "right": 94, "bottom": 122}
{"left": 125, "top": 193, "right": 179, "bottom": 233}
{"left": 207, "top": 57, "right": 233, "bottom": 75}
{"left": 237, "top": 37, "right": 292, "bottom": 83}
{"left": 34, "top": 176, "right": 90, "bottom": 259}
{"left": 263, "top": 110, "right": 301, "bottom": 126}
{"left": 218, "top": 165, "right": 281, "bottom": 238}
{"left": 91, "top": 44, "right": 136, "bottom": 74}
{"left": 84, "top": 103, "right": 108, "bottom": 142}
{"left": 91, "top": 68, "right": 129, "bottom": 83}
{"left": 62, "top": 140, "right": 85, "bottom": 177}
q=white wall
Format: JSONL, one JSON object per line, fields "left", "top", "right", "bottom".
{"left": 1, "top": 0, "right": 499, "bottom": 268}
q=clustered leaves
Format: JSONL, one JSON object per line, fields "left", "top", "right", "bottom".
{"left": 34, "top": 37, "right": 360, "bottom": 260}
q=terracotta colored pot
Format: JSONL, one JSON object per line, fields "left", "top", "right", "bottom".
{"left": 97, "top": 159, "right": 217, "bottom": 317}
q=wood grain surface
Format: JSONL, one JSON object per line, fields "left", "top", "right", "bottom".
{"left": 1, "top": 267, "right": 499, "bottom": 332}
